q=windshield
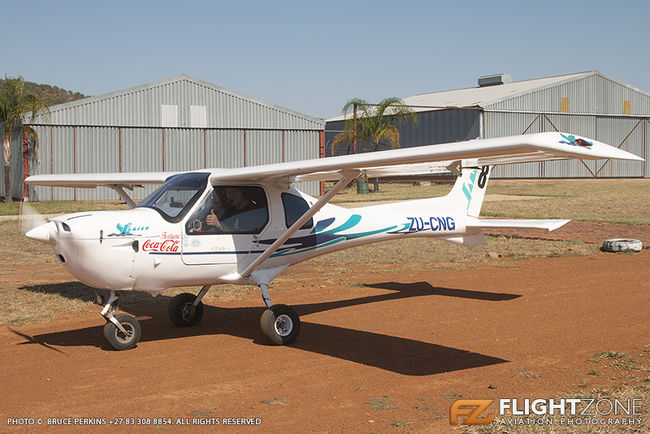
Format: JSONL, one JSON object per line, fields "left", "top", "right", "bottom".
{"left": 136, "top": 172, "right": 209, "bottom": 222}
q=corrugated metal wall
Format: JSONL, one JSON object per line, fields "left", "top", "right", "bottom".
{"left": 323, "top": 72, "right": 648, "bottom": 178}
{"left": 0, "top": 127, "right": 25, "bottom": 199}
{"left": 398, "top": 109, "right": 480, "bottom": 147}
{"left": 26, "top": 125, "right": 320, "bottom": 201}
{"left": 646, "top": 119, "right": 650, "bottom": 178}
{"left": 485, "top": 72, "right": 648, "bottom": 178}
{"left": 324, "top": 109, "right": 480, "bottom": 156}
{"left": 10, "top": 75, "right": 323, "bottom": 202}
{"left": 485, "top": 112, "right": 647, "bottom": 178}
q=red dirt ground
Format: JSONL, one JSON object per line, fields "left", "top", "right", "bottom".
{"left": 1, "top": 235, "right": 648, "bottom": 432}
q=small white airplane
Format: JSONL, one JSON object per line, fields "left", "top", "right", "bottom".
{"left": 24, "top": 132, "right": 642, "bottom": 350}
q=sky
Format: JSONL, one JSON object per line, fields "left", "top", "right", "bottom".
{"left": 2, "top": 0, "right": 650, "bottom": 120}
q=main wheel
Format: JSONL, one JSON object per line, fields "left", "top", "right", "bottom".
{"left": 103, "top": 314, "right": 141, "bottom": 351}
{"left": 168, "top": 293, "right": 204, "bottom": 327}
{"left": 260, "top": 304, "right": 300, "bottom": 345}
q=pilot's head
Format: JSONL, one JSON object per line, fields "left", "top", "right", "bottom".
{"left": 225, "top": 187, "right": 250, "bottom": 209}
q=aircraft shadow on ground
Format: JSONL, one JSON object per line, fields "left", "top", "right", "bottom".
{"left": 15, "top": 281, "right": 520, "bottom": 376}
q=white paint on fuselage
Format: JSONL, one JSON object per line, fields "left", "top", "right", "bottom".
{"left": 42, "top": 182, "right": 468, "bottom": 293}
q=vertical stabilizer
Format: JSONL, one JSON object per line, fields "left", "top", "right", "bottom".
{"left": 447, "top": 166, "right": 491, "bottom": 217}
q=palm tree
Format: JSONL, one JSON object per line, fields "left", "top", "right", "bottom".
{"left": 0, "top": 76, "right": 49, "bottom": 203}
{"left": 331, "top": 97, "right": 417, "bottom": 192}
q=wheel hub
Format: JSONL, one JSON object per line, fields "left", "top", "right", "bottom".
{"left": 181, "top": 303, "right": 195, "bottom": 320}
{"left": 274, "top": 314, "right": 293, "bottom": 337}
{"left": 116, "top": 323, "right": 135, "bottom": 343}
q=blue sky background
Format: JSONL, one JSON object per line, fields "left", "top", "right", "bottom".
{"left": 2, "top": 0, "right": 649, "bottom": 119}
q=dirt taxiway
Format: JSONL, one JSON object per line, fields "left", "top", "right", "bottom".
{"left": 1, "top": 247, "right": 648, "bottom": 432}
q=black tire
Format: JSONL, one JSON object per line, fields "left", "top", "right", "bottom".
{"left": 260, "top": 304, "right": 300, "bottom": 345}
{"left": 103, "top": 314, "right": 141, "bottom": 351}
{"left": 601, "top": 238, "right": 643, "bottom": 253}
{"left": 168, "top": 293, "right": 204, "bottom": 327}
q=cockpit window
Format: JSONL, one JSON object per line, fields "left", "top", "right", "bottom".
{"left": 186, "top": 186, "right": 269, "bottom": 235}
{"left": 137, "top": 172, "right": 209, "bottom": 222}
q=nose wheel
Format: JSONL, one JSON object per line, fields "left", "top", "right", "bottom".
{"left": 100, "top": 291, "right": 141, "bottom": 351}
{"left": 103, "top": 314, "right": 141, "bottom": 351}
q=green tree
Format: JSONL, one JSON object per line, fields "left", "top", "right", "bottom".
{"left": 0, "top": 76, "right": 49, "bottom": 203}
{"left": 331, "top": 97, "right": 417, "bottom": 192}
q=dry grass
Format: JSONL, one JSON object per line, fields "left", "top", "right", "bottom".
{"left": 305, "top": 237, "right": 599, "bottom": 269}
{"left": 0, "top": 200, "right": 129, "bottom": 216}
{"left": 483, "top": 179, "right": 650, "bottom": 225}
{"left": 331, "top": 181, "right": 454, "bottom": 203}
{"left": 330, "top": 179, "right": 650, "bottom": 225}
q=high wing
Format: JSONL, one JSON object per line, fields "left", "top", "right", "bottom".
{"left": 210, "top": 132, "right": 643, "bottom": 184}
{"left": 25, "top": 171, "right": 183, "bottom": 207}
{"left": 25, "top": 132, "right": 643, "bottom": 189}
{"left": 25, "top": 171, "right": 180, "bottom": 188}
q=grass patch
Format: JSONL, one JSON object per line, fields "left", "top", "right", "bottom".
{"left": 305, "top": 236, "right": 600, "bottom": 272}
{"left": 261, "top": 398, "right": 288, "bottom": 406}
{"left": 0, "top": 200, "right": 129, "bottom": 216}
{"left": 328, "top": 179, "right": 650, "bottom": 225}
{"left": 330, "top": 181, "right": 453, "bottom": 203}
{"left": 590, "top": 351, "right": 626, "bottom": 362}
{"left": 391, "top": 420, "right": 413, "bottom": 427}
{"left": 475, "top": 179, "right": 649, "bottom": 225}
{"left": 367, "top": 397, "right": 398, "bottom": 411}
{"left": 512, "top": 368, "right": 542, "bottom": 378}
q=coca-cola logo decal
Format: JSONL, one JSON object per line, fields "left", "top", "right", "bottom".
{"left": 142, "top": 232, "right": 180, "bottom": 253}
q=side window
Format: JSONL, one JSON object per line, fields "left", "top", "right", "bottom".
{"left": 281, "top": 193, "right": 313, "bottom": 229}
{"left": 186, "top": 186, "right": 269, "bottom": 235}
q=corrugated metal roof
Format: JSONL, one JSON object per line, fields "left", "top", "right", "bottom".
{"left": 32, "top": 74, "right": 324, "bottom": 129}
{"left": 327, "top": 71, "right": 650, "bottom": 121}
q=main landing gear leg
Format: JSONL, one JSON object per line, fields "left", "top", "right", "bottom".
{"left": 258, "top": 283, "right": 300, "bottom": 345}
{"left": 101, "top": 290, "right": 141, "bottom": 351}
{"left": 168, "top": 285, "right": 208, "bottom": 327}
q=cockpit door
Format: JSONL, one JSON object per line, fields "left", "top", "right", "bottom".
{"left": 180, "top": 185, "right": 271, "bottom": 265}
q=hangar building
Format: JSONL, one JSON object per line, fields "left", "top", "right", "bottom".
{"left": 8, "top": 75, "right": 324, "bottom": 201}
{"left": 326, "top": 71, "right": 649, "bottom": 178}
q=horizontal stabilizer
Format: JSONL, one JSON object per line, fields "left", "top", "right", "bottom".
{"left": 467, "top": 218, "right": 570, "bottom": 232}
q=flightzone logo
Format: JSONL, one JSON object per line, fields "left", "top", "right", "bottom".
{"left": 450, "top": 398, "right": 643, "bottom": 427}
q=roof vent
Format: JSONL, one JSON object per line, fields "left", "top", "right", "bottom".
{"left": 478, "top": 73, "right": 512, "bottom": 87}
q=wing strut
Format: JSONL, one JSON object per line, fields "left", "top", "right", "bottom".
{"left": 240, "top": 170, "right": 361, "bottom": 278}
{"left": 108, "top": 185, "right": 137, "bottom": 208}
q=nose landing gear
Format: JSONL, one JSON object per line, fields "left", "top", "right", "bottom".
{"left": 100, "top": 291, "right": 141, "bottom": 351}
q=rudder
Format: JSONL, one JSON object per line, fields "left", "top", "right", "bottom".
{"left": 447, "top": 165, "right": 491, "bottom": 217}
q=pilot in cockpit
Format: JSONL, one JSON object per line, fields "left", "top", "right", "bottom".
{"left": 188, "top": 187, "right": 260, "bottom": 234}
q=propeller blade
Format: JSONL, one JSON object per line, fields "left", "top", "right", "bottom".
{"left": 19, "top": 202, "right": 46, "bottom": 235}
